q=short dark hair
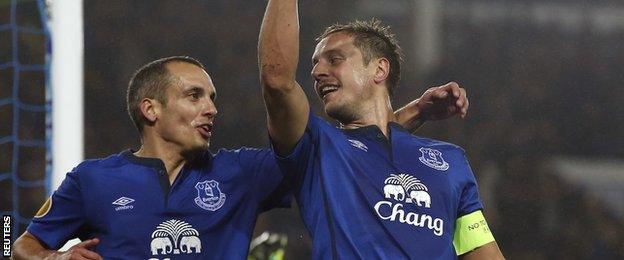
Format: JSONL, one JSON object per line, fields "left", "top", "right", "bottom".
{"left": 317, "top": 19, "right": 404, "bottom": 97}
{"left": 126, "top": 56, "right": 206, "bottom": 133}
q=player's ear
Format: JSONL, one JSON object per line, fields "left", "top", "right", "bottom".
{"left": 373, "top": 57, "right": 390, "bottom": 85}
{"left": 140, "top": 98, "right": 159, "bottom": 123}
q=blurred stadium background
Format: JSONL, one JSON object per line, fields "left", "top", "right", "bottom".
{"left": 2, "top": 0, "right": 623, "bottom": 258}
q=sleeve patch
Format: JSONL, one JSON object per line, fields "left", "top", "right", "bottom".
{"left": 34, "top": 196, "right": 52, "bottom": 218}
{"left": 453, "top": 210, "right": 495, "bottom": 255}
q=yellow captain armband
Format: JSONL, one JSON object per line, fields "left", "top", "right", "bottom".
{"left": 453, "top": 210, "right": 495, "bottom": 255}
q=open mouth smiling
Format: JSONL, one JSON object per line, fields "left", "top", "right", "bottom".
{"left": 318, "top": 83, "right": 340, "bottom": 100}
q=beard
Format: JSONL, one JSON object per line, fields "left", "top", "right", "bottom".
{"left": 325, "top": 100, "right": 361, "bottom": 125}
{"left": 180, "top": 140, "right": 210, "bottom": 159}
{"left": 321, "top": 84, "right": 378, "bottom": 125}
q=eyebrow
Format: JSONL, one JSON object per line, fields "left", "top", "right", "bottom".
{"left": 184, "top": 86, "right": 204, "bottom": 94}
{"left": 312, "top": 49, "right": 344, "bottom": 64}
{"left": 184, "top": 86, "right": 216, "bottom": 100}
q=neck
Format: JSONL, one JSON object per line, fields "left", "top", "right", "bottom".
{"left": 135, "top": 134, "right": 195, "bottom": 184}
{"left": 340, "top": 94, "right": 395, "bottom": 137}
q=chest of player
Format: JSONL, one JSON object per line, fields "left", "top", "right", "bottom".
{"left": 80, "top": 166, "right": 256, "bottom": 258}
{"left": 321, "top": 132, "right": 462, "bottom": 218}
{"left": 342, "top": 135, "right": 458, "bottom": 190}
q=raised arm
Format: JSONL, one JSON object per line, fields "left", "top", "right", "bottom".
{"left": 259, "top": 0, "right": 309, "bottom": 155}
{"left": 395, "top": 82, "right": 468, "bottom": 132}
{"left": 13, "top": 231, "right": 102, "bottom": 260}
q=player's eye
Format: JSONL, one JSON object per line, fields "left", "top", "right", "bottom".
{"left": 189, "top": 93, "right": 200, "bottom": 100}
{"left": 329, "top": 56, "right": 343, "bottom": 65}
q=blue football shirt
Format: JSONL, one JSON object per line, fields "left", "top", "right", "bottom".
{"left": 28, "top": 148, "right": 289, "bottom": 259}
{"left": 277, "top": 113, "right": 484, "bottom": 259}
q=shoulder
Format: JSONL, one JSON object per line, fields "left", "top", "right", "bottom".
{"left": 214, "top": 147, "right": 272, "bottom": 158}
{"left": 410, "top": 135, "right": 466, "bottom": 154}
{"left": 407, "top": 136, "right": 476, "bottom": 181}
{"left": 68, "top": 152, "right": 133, "bottom": 183}
{"left": 72, "top": 152, "right": 129, "bottom": 173}
{"left": 51, "top": 152, "right": 131, "bottom": 192}
{"left": 213, "top": 147, "right": 273, "bottom": 165}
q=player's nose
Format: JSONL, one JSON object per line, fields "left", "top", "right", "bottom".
{"left": 201, "top": 100, "right": 217, "bottom": 118}
{"left": 311, "top": 62, "right": 329, "bottom": 81}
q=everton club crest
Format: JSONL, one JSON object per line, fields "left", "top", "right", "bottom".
{"left": 418, "top": 147, "right": 449, "bottom": 171}
{"left": 194, "top": 180, "right": 226, "bottom": 211}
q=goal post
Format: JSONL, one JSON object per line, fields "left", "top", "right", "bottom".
{"left": 49, "top": 0, "right": 84, "bottom": 191}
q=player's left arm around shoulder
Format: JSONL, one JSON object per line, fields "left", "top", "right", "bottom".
{"left": 394, "top": 82, "right": 469, "bottom": 133}
{"left": 459, "top": 241, "right": 505, "bottom": 260}
{"left": 394, "top": 98, "right": 426, "bottom": 132}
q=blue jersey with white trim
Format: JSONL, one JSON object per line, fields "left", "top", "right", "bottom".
{"left": 28, "top": 148, "right": 289, "bottom": 260}
{"left": 277, "top": 114, "right": 483, "bottom": 259}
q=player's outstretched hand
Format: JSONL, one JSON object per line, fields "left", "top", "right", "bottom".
{"left": 417, "top": 82, "right": 468, "bottom": 120}
{"left": 52, "top": 238, "right": 102, "bottom": 260}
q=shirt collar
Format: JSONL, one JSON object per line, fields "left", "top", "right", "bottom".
{"left": 120, "top": 149, "right": 212, "bottom": 171}
{"left": 341, "top": 121, "right": 408, "bottom": 136}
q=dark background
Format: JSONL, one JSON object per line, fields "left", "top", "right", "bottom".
{"left": 3, "top": 0, "right": 623, "bottom": 259}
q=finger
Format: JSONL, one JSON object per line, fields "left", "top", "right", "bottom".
{"left": 434, "top": 88, "right": 449, "bottom": 99}
{"left": 456, "top": 87, "right": 467, "bottom": 108}
{"left": 461, "top": 98, "right": 469, "bottom": 118}
{"left": 75, "top": 247, "right": 103, "bottom": 260}
{"left": 447, "top": 81, "right": 461, "bottom": 98}
{"left": 76, "top": 238, "right": 100, "bottom": 249}
{"left": 434, "top": 82, "right": 459, "bottom": 99}
{"left": 460, "top": 89, "right": 469, "bottom": 118}
{"left": 438, "top": 82, "right": 459, "bottom": 97}
{"left": 453, "top": 93, "right": 467, "bottom": 119}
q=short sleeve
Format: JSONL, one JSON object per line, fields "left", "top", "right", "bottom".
{"left": 457, "top": 152, "right": 484, "bottom": 217}
{"left": 239, "top": 148, "right": 292, "bottom": 211}
{"left": 27, "top": 169, "right": 87, "bottom": 249}
{"left": 272, "top": 110, "right": 322, "bottom": 189}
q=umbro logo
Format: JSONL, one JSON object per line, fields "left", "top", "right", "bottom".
{"left": 112, "top": 196, "right": 135, "bottom": 211}
{"left": 348, "top": 139, "right": 368, "bottom": 152}
{"left": 112, "top": 197, "right": 135, "bottom": 206}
